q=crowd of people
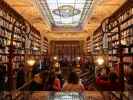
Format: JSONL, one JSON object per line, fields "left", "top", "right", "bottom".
{"left": 96, "top": 67, "right": 121, "bottom": 90}
{"left": 0, "top": 56, "right": 133, "bottom": 92}
{"left": 96, "top": 64, "right": 133, "bottom": 91}
{"left": 28, "top": 70, "right": 85, "bottom": 92}
{"left": 28, "top": 57, "right": 85, "bottom": 91}
{"left": 16, "top": 58, "right": 133, "bottom": 92}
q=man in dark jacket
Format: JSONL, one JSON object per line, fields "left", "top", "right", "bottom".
{"left": 16, "top": 64, "right": 25, "bottom": 89}
{"left": 0, "top": 64, "right": 6, "bottom": 91}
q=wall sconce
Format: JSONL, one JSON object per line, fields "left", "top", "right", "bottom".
{"left": 77, "top": 56, "right": 81, "bottom": 61}
{"left": 7, "top": 40, "right": 11, "bottom": 46}
{"left": 53, "top": 56, "right": 58, "bottom": 60}
{"left": 33, "top": 47, "right": 39, "bottom": 51}
{"left": 96, "top": 56, "right": 104, "bottom": 66}
{"left": 27, "top": 58, "right": 36, "bottom": 67}
{"left": 121, "top": 40, "right": 127, "bottom": 45}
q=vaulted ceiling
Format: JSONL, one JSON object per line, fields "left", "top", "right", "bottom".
{"left": 5, "top": 0, "right": 126, "bottom": 41}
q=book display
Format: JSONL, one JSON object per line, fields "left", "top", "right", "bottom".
{"left": 85, "top": 36, "right": 91, "bottom": 56}
{"left": 0, "top": 0, "right": 45, "bottom": 69}
{"left": 86, "top": 1, "right": 133, "bottom": 75}
{"left": 92, "top": 26, "right": 103, "bottom": 59}
{"left": 0, "top": 0, "right": 27, "bottom": 70}
{"left": 28, "top": 26, "right": 42, "bottom": 60}
{"left": 0, "top": 0, "right": 28, "bottom": 89}
{"left": 42, "top": 36, "right": 48, "bottom": 57}
{"left": 107, "top": 1, "right": 133, "bottom": 75}
{"left": 0, "top": 0, "right": 47, "bottom": 89}
{"left": 107, "top": 20, "right": 119, "bottom": 67}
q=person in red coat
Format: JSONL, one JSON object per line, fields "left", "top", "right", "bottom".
{"left": 96, "top": 73, "right": 110, "bottom": 90}
{"left": 108, "top": 71, "right": 120, "bottom": 90}
{"left": 96, "top": 68, "right": 110, "bottom": 90}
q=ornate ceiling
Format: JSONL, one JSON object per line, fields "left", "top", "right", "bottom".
{"left": 5, "top": 0, "right": 126, "bottom": 41}
{"left": 35, "top": 0, "right": 94, "bottom": 28}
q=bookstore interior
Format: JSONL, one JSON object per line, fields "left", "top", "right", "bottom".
{"left": 0, "top": 0, "right": 133, "bottom": 100}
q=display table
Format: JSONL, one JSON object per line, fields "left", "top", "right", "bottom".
{"left": 30, "top": 91, "right": 103, "bottom": 100}
{"left": 2, "top": 91, "right": 128, "bottom": 100}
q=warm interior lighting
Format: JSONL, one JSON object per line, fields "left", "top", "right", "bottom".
{"left": 33, "top": 47, "right": 39, "bottom": 50}
{"left": 44, "top": 49, "right": 47, "bottom": 52}
{"left": 7, "top": 40, "right": 16, "bottom": 46}
{"left": 76, "top": 64, "right": 80, "bottom": 68}
{"left": 53, "top": 56, "right": 58, "bottom": 60}
{"left": 7, "top": 40, "right": 11, "bottom": 46}
{"left": 77, "top": 56, "right": 80, "bottom": 60}
{"left": 96, "top": 57, "right": 104, "bottom": 65}
{"left": 27, "top": 58, "right": 36, "bottom": 66}
{"left": 121, "top": 40, "right": 127, "bottom": 45}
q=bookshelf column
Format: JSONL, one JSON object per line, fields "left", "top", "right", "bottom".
{"left": 7, "top": 21, "right": 16, "bottom": 90}
{"left": 117, "top": 19, "right": 125, "bottom": 92}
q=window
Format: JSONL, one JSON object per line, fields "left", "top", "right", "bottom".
{"left": 37, "top": 0, "right": 93, "bottom": 27}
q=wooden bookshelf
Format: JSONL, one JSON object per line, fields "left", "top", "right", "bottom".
{"left": 42, "top": 36, "right": 48, "bottom": 57}
{"left": 89, "top": 1, "right": 133, "bottom": 88}
{"left": 0, "top": 0, "right": 27, "bottom": 70}
{"left": 28, "top": 26, "right": 42, "bottom": 60}
{"left": 85, "top": 36, "right": 91, "bottom": 56}
{"left": 107, "top": 1, "right": 133, "bottom": 75}
{"left": 92, "top": 26, "right": 103, "bottom": 59}
{"left": 0, "top": 0, "right": 28, "bottom": 90}
{"left": 0, "top": 0, "right": 46, "bottom": 90}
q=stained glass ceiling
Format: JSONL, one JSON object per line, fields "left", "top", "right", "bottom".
{"left": 37, "top": 0, "right": 93, "bottom": 27}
